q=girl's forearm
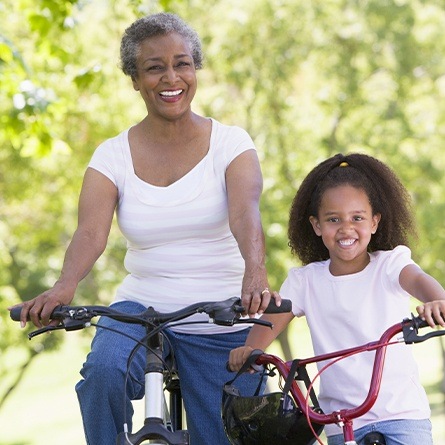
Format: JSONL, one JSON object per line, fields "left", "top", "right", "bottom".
{"left": 245, "top": 313, "right": 295, "bottom": 350}
{"left": 401, "top": 265, "right": 445, "bottom": 303}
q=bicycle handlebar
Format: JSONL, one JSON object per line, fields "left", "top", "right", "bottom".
{"left": 253, "top": 313, "right": 445, "bottom": 428}
{"left": 10, "top": 297, "right": 292, "bottom": 338}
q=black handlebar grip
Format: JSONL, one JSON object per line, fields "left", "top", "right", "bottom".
{"left": 9, "top": 305, "right": 66, "bottom": 322}
{"left": 264, "top": 298, "right": 292, "bottom": 314}
{"left": 10, "top": 306, "right": 23, "bottom": 322}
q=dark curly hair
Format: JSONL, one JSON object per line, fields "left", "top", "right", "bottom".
{"left": 288, "top": 153, "right": 417, "bottom": 265}
{"left": 120, "top": 12, "right": 203, "bottom": 79}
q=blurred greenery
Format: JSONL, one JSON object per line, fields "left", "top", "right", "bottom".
{"left": 1, "top": 0, "right": 445, "bottom": 441}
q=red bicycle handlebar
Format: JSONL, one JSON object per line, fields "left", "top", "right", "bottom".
{"left": 253, "top": 315, "right": 443, "bottom": 433}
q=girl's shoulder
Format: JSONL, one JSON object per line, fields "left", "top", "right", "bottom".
{"left": 370, "top": 245, "right": 416, "bottom": 285}
{"left": 370, "top": 245, "right": 412, "bottom": 263}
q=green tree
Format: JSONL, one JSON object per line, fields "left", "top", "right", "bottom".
{"left": 1, "top": 0, "right": 445, "bottom": 430}
{"left": 181, "top": 0, "right": 445, "bottom": 360}
{"left": 0, "top": 0, "right": 145, "bottom": 408}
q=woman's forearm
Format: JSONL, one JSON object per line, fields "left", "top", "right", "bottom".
{"left": 230, "top": 206, "right": 267, "bottom": 275}
{"left": 55, "top": 227, "right": 108, "bottom": 292}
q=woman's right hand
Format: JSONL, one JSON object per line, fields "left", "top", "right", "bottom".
{"left": 228, "top": 346, "right": 254, "bottom": 372}
{"left": 8, "top": 282, "right": 76, "bottom": 328}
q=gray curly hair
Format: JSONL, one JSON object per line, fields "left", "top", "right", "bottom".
{"left": 120, "top": 13, "right": 203, "bottom": 79}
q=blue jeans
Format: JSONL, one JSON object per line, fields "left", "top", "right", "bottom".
{"left": 75, "top": 301, "right": 264, "bottom": 445}
{"left": 327, "top": 419, "right": 433, "bottom": 445}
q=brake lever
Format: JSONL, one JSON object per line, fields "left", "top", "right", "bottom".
{"left": 28, "top": 324, "right": 66, "bottom": 339}
{"left": 27, "top": 318, "right": 90, "bottom": 339}
{"left": 232, "top": 317, "right": 273, "bottom": 328}
{"left": 403, "top": 327, "right": 445, "bottom": 344}
{"left": 402, "top": 314, "right": 445, "bottom": 344}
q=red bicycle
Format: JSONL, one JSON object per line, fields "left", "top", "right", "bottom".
{"left": 222, "top": 314, "right": 445, "bottom": 445}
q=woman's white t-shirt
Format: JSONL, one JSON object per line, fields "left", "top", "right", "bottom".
{"left": 88, "top": 118, "right": 255, "bottom": 334}
{"left": 280, "top": 246, "right": 430, "bottom": 436}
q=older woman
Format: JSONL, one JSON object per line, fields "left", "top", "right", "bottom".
{"left": 15, "top": 13, "right": 276, "bottom": 444}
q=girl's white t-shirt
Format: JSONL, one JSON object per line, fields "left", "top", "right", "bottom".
{"left": 88, "top": 118, "right": 255, "bottom": 334}
{"left": 280, "top": 245, "right": 430, "bottom": 436}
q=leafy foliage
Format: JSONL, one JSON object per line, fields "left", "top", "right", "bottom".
{"left": 1, "top": 0, "right": 445, "bottom": 414}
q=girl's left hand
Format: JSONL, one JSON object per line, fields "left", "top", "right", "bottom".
{"left": 416, "top": 301, "right": 445, "bottom": 328}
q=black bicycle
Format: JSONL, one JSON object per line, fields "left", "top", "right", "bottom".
{"left": 10, "top": 296, "right": 291, "bottom": 445}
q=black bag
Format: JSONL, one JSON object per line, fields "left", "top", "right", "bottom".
{"left": 222, "top": 351, "right": 324, "bottom": 445}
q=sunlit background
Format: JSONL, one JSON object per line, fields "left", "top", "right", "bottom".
{"left": 1, "top": 0, "right": 445, "bottom": 443}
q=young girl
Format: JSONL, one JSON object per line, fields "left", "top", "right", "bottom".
{"left": 229, "top": 153, "right": 445, "bottom": 445}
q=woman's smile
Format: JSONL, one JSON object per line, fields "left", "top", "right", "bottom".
{"left": 159, "top": 89, "right": 183, "bottom": 98}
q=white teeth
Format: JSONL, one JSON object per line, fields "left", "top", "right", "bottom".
{"left": 160, "top": 90, "right": 182, "bottom": 96}
{"left": 339, "top": 239, "right": 355, "bottom": 246}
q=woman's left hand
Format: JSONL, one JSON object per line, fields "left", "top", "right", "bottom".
{"left": 240, "top": 268, "right": 281, "bottom": 316}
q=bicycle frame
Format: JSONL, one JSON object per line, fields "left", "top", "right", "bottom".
{"left": 252, "top": 315, "right": 445, "bottom": 445}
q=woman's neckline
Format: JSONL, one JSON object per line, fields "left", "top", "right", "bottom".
{"left": 126, "top": 117, "right": 213, "bottom": 188}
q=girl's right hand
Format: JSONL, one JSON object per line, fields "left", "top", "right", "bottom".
{"left": 228, "top": 346, "right": 254, "bottom": 372}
